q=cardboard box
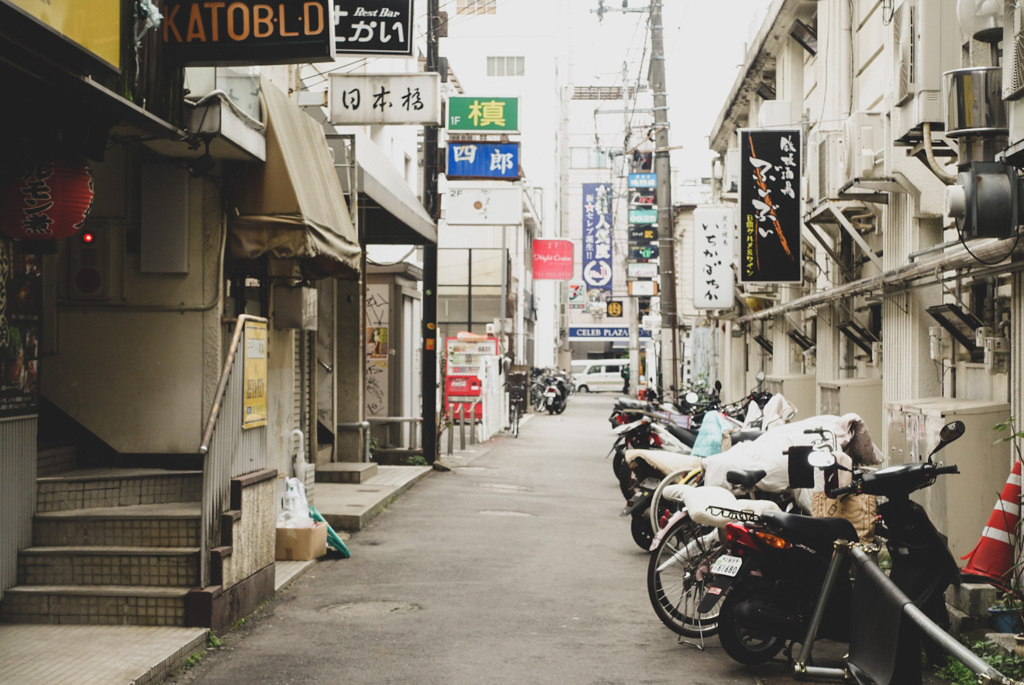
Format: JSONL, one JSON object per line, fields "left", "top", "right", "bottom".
{"left": 275, "top": 521, "right": 327, "bottom": 561}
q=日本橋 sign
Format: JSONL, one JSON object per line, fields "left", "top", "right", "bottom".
{"left": 738, "top": 129, "right": 802, "bottom": 283}
{"left": 329, "top": 73, "right": 440, "bottom": 125}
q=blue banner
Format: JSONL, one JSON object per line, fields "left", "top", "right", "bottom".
{"left": 628, "top": 173, "right": 657, "bottom": 188}
{"left": 447, "top": 142, "right": 520, "bottom": 179}
{"left": 582, "top": 183, "right": 613, "bottom": 300}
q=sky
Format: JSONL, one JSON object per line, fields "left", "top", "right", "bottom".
{"left": 569, "top": 0, "right": 770, "bottom": 180}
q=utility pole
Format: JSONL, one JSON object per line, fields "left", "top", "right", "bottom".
{"left": 421, "top": 0, "right": 440, "bottom": 464}
{"left": 649, "top": 0, "right": 679, "bottom": 395}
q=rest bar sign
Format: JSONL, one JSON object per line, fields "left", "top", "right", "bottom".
{"left": 163, "top": 0, "right": 336, "bottom": 65}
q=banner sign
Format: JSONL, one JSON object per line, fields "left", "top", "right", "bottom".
{"left": 568, "top": 280, "right": 586, "bottom": 310}
{"left": 569, "top": 326, "right": 650, "bottom": 341}
{"left": 627, "top": 261, "right": 659, "bottom": 280}
{"left": 582, "top": 183, "right": 613, "bottom": 298}
{"left": 738, "top": 129, "right": 802, "bottom": 282}
{"left": 629, "top": 188, "right": 656, "bottom": 206}
{"left": 532, "top": 239, "right": 574, "bottom": 280}
{"left": 628, "top": 225, "right": 657, "bottom": 242}
{"left": 448, "top": 97, "right": 519, "bottom": 133}
{"left": 335, "top": 0, "right": 412, "bottom": 56}
{"left": 329, "top": 73, "right": 440, "bottom": 125}
{"left": 629, "top": 244, "right": 658, "bottom": 261}
{"left": 163, "top": 0, "right": 336, "bottom": 65}
{"left": 628, "top": 173, "right": 657, "bottom": 188}
{"left": 692, "top": 207, "right": 737, "bottom": 309}
{"left": 628, "top": 208, "right": 657, "bottom": 225}
{"left": 242, "top": 320, "right": 268, "bottom": 429}
{"left": 4, "top": 0, "right": 121, "bottom": 69}
{"left": 447, "top": 142, "right": 520, "bottom": 180}
{"left": 446, "top": 185, "right": 522, "bottom": 225}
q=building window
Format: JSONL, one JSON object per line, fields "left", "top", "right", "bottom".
{"left": 438, "top": 248, "right": 506, "bottom": 339}
{"left": 458, "top": 0, "right": 496, "bottom": 15}
{"left": 487, "top": 56, "right": 525, "bottom": 77}
{"left": 570, "top": 147, "right": 613, "bottom": 169}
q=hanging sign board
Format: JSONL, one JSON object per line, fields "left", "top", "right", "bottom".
{"left": 329, "top": 73, "right": 441, "bottom": 125}
{"left": 628, "top": 208, "right": 658, "bottom": 225}
{"left": 629, "top": 188, "right": 656, "bottom": 206}
{"left": 628, "top": 225, "right": 657, "bottom": 242}
{"left": 334, "top": 0, "right": 413, "bottom": 56}
{"left": 738, "top": 129, "right": 802, "bottom": 282}
{"left": 629, "top": 244, "right": 658, "bottom": 261}
{"left": 581, "top": 183, "right": 613, "bottom": 298}
{"left": 628, "top": 280, "right": 659, "bottom": 296}
{"left": 447, "top": 142, "right": 520, "bottom": 180}
{"left": 3, "top": 0, "right": 121, "bottom": 70}
{"left": 445, "top": 185, "right": 522, "bottom": 225}
{"left": 163, "top": 0, "right": 336, "bottom": 65}
{"left": 532, "top": 239, "right": 574, "bottom": 280}
{"left": 628, "top": 173, "right": 657, "bottom": 188}
{"left": 627, "top": 261, "right": 659, "bottom": 280}
{"left": 606, "top": 300, "right": 624, "bottom": 318}
{"left": 692, "top": 207, "right": 737, "bottom": 309}
{"left": 568, "top": 280, "right": 586, "bottom": 310}
{"left": 448, "top": 96, "right": 519, "bottom": 133}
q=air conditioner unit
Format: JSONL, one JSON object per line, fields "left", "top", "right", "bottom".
{"left": 891, "top": 0, "right": 959, "bottom": 143}
{"left": 764, "top": 374, "right": 816, "bottom": 419}
{"left": 806, "top": 129, "right": 845, "bottom": 205}
{"left": 844, "top": 111, "right": 883, "bottom": 181}
{"left": 818, "top": 377, "right": 882, "bottom": 446}
{"left": 758, "top": 100, "right": 800, "bottom": 129}
{"left": 1004, "top": 1, "right": 1024, "bottom": 100}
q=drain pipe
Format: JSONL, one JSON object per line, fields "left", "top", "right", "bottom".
{"left": 922, "top": 122, "right": 958, "bottom": 184}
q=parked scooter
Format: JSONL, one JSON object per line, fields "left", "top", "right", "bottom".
{"left": 541, "top": 372, "right": 570, "bottom": 414}
{"left": 699, "top": 421, "right": 965, "bottom": 666}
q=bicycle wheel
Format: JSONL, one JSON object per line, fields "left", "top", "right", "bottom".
{"left": 511, "top": 406, "right": 520, "bottom": 438}
{"left": 647, "top": 514, "right": 723, "bottom": 637}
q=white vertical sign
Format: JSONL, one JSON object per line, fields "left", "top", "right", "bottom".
{"left": 692, "top": 207, "right": 736, "bottom": 309}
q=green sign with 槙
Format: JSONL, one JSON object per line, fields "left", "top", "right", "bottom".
{"left": 448, "top": 97, "right": 519, "bottom": 132}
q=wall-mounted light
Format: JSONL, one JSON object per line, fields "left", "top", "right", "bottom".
{"left": 956, "top": 0, "right": 1002, "bottom": 45}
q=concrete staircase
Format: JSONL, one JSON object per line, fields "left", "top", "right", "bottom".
{"left": 0, "top": 467, "right": 202, "bottom": 626}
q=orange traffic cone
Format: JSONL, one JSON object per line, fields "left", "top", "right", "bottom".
{"left": 962, "top": 459, "right": 1022, "bottom": 586}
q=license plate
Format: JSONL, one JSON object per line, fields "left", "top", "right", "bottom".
{"left": 709, "top": 554, "right": 743, "bottom": 577}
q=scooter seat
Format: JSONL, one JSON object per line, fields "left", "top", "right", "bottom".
{"left": 761, "top": 510, "right": 858, "bottom": 556}
{"left": 625, "top": 449, "right": 703, "bottom": 475}
{"left": 615, "top": 398, "right": 653, "bottom": 411}
{"left": 663, "top": 423, "right": 697, "bottom": 447}
{"left": 726, "top": 469, "right": 767, "bottom": 490}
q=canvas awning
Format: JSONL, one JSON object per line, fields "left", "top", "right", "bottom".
{"left": 326, "top": 132, "right": 438, "bottom": 246}
{"left": 230, "top": 76, "right": 361, "bottom": 277}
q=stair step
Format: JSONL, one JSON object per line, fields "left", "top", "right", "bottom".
{"left": 34, "top": 503, "right": 201, "bottom": 547}
{"left": 37, "top": 445, "right": 77, "bottom": 477}
{"left": 0, "top": 585, "right": 190, "bottom": 626}
{"left": 18, "top": 547, "right": 200, "bottom": 587}
{"left": 315, "top": 462, "right": 378, "bottom": 484}
{"left": 37, "top": 469, "right": 202, "bottom": 513}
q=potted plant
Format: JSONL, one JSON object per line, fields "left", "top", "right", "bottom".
{"left": 988, "top": 594, "right": 1024, "bottom": 634}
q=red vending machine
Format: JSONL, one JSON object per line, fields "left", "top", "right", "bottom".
{"left": 445, "top": 334, "right": 499, "bottom": 420}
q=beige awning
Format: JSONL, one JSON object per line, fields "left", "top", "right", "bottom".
{"left": 230, "top": 76, "right": 361, "bottom": 277}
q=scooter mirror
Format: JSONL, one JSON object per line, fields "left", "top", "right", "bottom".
{"left": 714, "top": 380, "right": 722, "bottom": 392}
{"left": 807, "top": 449, "right": 836, "bottom": 468}
{"left": 939, "top": 420, "right": 966, "bottom": 444}
{"left": 755, "top": 371, "right": 765, "bottom": 382}
{"left": 685, "top": 391, "right": 699, "bottom": 404}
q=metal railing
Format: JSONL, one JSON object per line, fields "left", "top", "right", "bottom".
{"left": 197, "top": 315, "right": 268, "bottom": 587}
{"left": 367, "top": 416, "right": 421, "bottom": 452}
{"left": 795, "top": 542, "right": 1020, "bottom": 685}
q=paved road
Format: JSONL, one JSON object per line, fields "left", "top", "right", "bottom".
{"left": 169, "top": 393, "right": 939, "bottom": 685}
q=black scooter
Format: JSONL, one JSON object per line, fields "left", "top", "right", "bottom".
{"left": 699, "top": 421, "right": 965, "bottom": 666}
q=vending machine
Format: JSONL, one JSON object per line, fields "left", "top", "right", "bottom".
{"left": 445, "top": 334, "right": 499, "bottom": 420}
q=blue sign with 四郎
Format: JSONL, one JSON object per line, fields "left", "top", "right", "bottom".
{"left": 447, "top": 142, "right": 520, "bottom": 179}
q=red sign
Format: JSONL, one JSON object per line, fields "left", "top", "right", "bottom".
{"left": 532, "top": 239, "right": 574, "bottom": 280}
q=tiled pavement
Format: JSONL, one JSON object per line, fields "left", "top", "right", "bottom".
{"left": 0, "top": 446, "right": 496, "bottom": 685}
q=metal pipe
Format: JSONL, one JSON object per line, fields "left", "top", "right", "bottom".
{"left": 794, "top": 542, "right": 851, "bottom": 673}
{"left": 470, "top": 402, "right": 478, "bottom": 445}
{"left": 338, "top": 421, "right": 371, "bottom": 462}
{"left": 447, "top": 406, "right": 454, "bottom": 455}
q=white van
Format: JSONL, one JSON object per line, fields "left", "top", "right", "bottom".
{"left": 571, "top": 359, "right": 629, "bottom": 393}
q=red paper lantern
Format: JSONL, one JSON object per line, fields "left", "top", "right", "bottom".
{"left": 0, "top": 159, "right": 95, "bottom": 240}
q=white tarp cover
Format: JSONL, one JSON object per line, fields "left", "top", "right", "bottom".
{"left": 702, "top": 413, "right": 878, "bottom": 512}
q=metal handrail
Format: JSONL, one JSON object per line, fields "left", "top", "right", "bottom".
{"left": 198, "top": 314, "right": 266, "bottom": 587}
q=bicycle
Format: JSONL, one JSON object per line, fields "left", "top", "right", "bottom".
{"left": 508, "top": 382, "right": 526, "bottom": 438}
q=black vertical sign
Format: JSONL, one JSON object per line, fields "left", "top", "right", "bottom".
{"left": 738, "top": 129, "right": 802, "bottom": 282}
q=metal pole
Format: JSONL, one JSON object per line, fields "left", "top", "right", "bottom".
{"left": 447, "top": 406, "right": 454, "bottom": 455}
{"left": 459, "top": 405, "right": 467, "bottom": 450}
{"left": 649, "top": 0, "right": 678, "bottom": 394}
{"left": 421, "top": 0, "right": 440, "bottom": 464}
